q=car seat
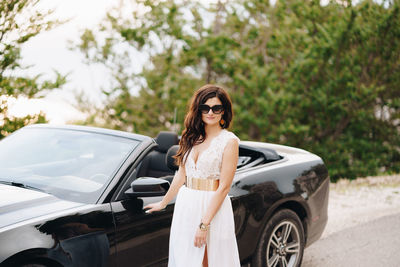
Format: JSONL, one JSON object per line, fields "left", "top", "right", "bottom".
{"left": 137, "top": 131, "right": 179, "bottom": 178}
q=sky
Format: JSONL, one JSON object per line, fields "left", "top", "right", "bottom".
{"left": 10, "top": 0, "right": 116, "bottom": 124}
{"left": 12, "top": 0, "right": 215, "bottom": 124}
{"left": 12, "top": 0, "right": 211, "bottom": 124}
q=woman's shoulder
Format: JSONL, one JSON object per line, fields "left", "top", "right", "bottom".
{"left": 222, "top": 129, "right": 240, "bottom": 142}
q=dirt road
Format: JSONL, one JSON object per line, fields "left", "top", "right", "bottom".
{"left": 303, "top": 212, "right": 400, "bottom": 267}
{"left": 303, "top": 175, "right": 400, "bottom": 267}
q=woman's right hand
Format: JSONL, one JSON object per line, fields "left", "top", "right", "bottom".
{"left": 143, "top": 201, "right": 166, "bottom": 214}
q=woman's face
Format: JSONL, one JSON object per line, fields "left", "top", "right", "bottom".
{"left": 201, "top": 97, "right": 224, "bottom": 127}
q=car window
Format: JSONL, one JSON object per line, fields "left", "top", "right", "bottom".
{"left": 0, "top": 128, "right": 140, "bottom": 203}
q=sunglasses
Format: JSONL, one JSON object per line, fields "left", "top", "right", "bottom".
{"left": 199, "top": 104, "right": 224, "bottom": 114}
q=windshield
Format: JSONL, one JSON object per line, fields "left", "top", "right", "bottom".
{"left": 0, "top": 127, "right": 139, "bottom": 203}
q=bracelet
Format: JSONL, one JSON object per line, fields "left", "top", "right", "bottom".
{"left": 199, "top": 222, "right": 210, "bottom": 231}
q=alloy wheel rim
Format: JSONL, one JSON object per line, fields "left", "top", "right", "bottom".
{"left": 266, "top": 221, "right": 301, "bottom": 267}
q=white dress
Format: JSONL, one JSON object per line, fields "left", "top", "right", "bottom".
{"left": 168, "top": 129, "right": 241, "bottom": 267}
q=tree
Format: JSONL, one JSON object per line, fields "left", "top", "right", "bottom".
{"left": 76, "top": 0, "right": 400, "bottom": 180}
{"left": 0, "top": 0, "right": 66, "bottom": 138}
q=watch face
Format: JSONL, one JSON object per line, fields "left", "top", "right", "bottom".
{"left": 200, "top": 223, "right": 207, "bottom": 230}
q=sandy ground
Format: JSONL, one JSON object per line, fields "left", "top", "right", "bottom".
{"left": 302, "top": 174, "right": 400, "bottom": 266}
{"left": 303, "top": 213, "right": 400, "bottom": 267}
{"left": 320, "top": 174, "right": 400, "bottom": 239}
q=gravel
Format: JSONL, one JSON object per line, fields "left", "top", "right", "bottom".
{"left": 302, "top": 174, "right": 400, "bottom": 267}
{"left": 321, "top": 174, "right": 400, "bottom": 239}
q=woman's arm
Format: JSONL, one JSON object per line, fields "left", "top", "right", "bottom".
{"left": 194, "top": 138, "right": 239, "bottom": 247}
{"left": 201, "top": 137, "right": 239, "bottom": 224}
{"left": 160, "top": 163, "right": 187, "bottom": 206}
{"left": 143, "top": 162, "right": 186, "bottom": 213}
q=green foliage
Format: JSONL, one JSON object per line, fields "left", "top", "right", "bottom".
{"left": 0, "top": 97, "right": 46, "bottom": 138}
{"left": 0, "top": 0, "right": 66, "bottom": 138}
{"left": 75, "top": 0, "right": 400, "bottom": 181}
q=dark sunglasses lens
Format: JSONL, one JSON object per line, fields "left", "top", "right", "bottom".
{"left": 199, "top": 104, "right": 223, "bottom": 114}
{"left": 199, "top": 105, "right": 210, "bottom": 113}
{"left": 212, "top": 105, "right": 223, "bottom": 114}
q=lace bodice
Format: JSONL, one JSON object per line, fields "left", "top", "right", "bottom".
{"left": 184, "top": 129, "right": 240, "bottom": 180}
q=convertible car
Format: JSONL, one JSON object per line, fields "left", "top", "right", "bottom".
{"left": 0, "top": 124, "right": 329, "bottom": 267}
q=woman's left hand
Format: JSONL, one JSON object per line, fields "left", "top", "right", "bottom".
{"left": 194, "top": 228, "right": 208, "bottom": 248}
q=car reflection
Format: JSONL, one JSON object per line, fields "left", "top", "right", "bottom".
{"left": 36, "top": 211, "right": 113, "bottom": 267}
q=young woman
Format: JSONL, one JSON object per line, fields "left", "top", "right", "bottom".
{"left": 144, "top": 84, "right": 241, "bottom": 267}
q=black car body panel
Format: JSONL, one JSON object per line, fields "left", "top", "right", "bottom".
{"left": 0, "top": 193, "right": 117, "bottom": 266}
{"left": 227, "top": 141, "right": 329, "bottom": 261}
{"left": 0, "top": 125, "right": 329, "bottom": 266}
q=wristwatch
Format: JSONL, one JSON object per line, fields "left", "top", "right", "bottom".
{"left": 199, "top": 222, "right": 210, "bottom": 231}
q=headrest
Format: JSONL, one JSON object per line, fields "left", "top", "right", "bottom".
{"left": 166, "top": 145, "right": 179, "bottom": 171}
{"left": 155, "top": 131, "right": 179, "bottom": 153}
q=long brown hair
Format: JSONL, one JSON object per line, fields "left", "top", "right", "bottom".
{"left": 173, "top": 84, "right": 234, "bottom": 167}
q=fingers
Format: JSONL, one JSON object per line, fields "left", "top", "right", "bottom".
{"left": 194, "top": 228, "right": 208, "bottom": 247}
{"left": 144, "top": 206, "right": 162, "bottom": 214}
{"left": 143, "top": 204, "right": 154, "bottom": 214}
{"left": 144, "top": 206, "right": 159, "bottom": 214}
{"left": 197, "top": 240, "right": 205, "bottom": 247}
{"left": 194, "top": 236, "right": 206, "bottom": 247}
{"left": 143, "top": 202, "right": 165, "bottom": 214}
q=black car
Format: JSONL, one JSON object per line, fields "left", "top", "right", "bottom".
{"left": 0, "top": 124, "right": 329, "bottom": 267}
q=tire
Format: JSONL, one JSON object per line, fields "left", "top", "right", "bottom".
{"left": 252, "top": 209, "right": 305, "bottom": 267}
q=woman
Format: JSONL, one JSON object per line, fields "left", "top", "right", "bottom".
{"left": 144, "top": 84, "right": 241, "bottom": 267}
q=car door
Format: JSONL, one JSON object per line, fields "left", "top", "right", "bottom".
{"left": 111, "top": 167, "right": 175, "bottom": 267}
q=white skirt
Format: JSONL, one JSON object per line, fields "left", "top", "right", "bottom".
{"left": 168, "top": 185, "right": 241, "bottom": 267}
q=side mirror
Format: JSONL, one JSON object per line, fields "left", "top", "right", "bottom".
{"left": 125, "top": 177, "right": 170, "bottom": 198}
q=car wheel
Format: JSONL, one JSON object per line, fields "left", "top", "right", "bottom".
{"left": 252, "top": 209, "right": 305, "bottom": 267}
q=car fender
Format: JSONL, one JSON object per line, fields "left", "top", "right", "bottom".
{"left": 258, "top": 196, "right": 311, "bottom": 242}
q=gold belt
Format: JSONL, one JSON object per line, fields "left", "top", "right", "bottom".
{"left": 186, "top": 177, "right": 219, "bottom": 191}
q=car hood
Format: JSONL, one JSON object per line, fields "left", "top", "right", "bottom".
{"left": 0, "top": 184, "right": 84, "bottom": 229}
